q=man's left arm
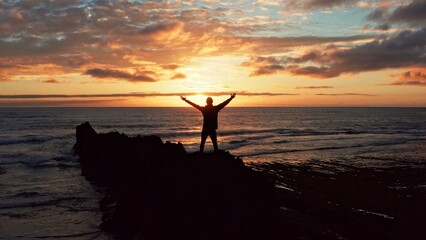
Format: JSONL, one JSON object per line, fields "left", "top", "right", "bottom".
{"left": 217, "top": 93, "right": 236, "bottom": 110}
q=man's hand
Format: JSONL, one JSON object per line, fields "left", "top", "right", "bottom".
{"left": 181, "top": 96, "right": 186, "bottom": 101}
{"left": 231, "top": 93, "right": 236, "bottom": 99}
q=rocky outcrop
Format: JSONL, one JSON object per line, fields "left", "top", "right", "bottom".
{"left": 74, "top": 122, "right": 279, "bottom": 240}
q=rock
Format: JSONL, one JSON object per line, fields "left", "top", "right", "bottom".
{"left": 74, "top": 122, "right": 279, "bottom": 240}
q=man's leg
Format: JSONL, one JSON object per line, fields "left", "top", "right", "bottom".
{"left": 210, "top": 130, "right": 218, "bottom": 152}
{"left": 200, "top": 130, "right": 208, "bottom": 153}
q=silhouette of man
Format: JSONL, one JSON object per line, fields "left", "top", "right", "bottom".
{"left": 181, "top": 93, "right": 236, "bottom": 153}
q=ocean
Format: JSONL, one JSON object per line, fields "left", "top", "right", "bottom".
{"left": 1, "top": 107, "right": 425, "bottom": 239}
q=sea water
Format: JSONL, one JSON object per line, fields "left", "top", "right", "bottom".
{"left": 1, "top": 107, "right": 425, "bottom": 238}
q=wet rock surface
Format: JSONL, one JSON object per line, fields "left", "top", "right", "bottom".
{"left": 258, "top": 161, "right": 426, "bottom": 240}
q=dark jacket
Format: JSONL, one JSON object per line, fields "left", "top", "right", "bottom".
{"left": 184, "top": 97, "right": 233, "bottom": 131}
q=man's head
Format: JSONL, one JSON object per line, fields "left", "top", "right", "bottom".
{"left": 206, "top": 97, "right": 213, "bottom": 106}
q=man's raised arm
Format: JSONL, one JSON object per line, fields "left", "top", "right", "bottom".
{"left": 181, "top": 96, "right": 202, "bottom": 111}
{"left": 217, "top": 93, "right": 236, "bottom": 110}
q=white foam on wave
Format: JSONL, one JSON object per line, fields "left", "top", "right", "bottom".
{"left": 0, "top": 135, "right": 54, "bottom": 145}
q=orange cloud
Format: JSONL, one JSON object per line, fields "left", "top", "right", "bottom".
{"left": 171, "top": 73, "right": 187, "bottom": 80}
{"left": 296, "top": 86, "right": 333, "bottom": 89}
{"left": 389, "top": 69, "right": 426, "bottom": 86}
{"left": 0, "top": 75, "right": 10, "bottom": 82}
{"left": 162, "top": 64, "right": 181, "bottom": 70}
{"left": 315, "top": 93, "right": 376, "bottom": 96}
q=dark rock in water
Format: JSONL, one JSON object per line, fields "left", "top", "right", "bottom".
{"left": 74, "top": 122, "right": 279, "bottom": 240}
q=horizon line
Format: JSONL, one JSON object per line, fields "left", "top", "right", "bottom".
{"left": 1, "top": 106, "right": 425, "bottom": 108}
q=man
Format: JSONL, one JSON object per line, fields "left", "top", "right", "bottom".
{"left": 181, "top": 93, "right": 236, "bottom": 153}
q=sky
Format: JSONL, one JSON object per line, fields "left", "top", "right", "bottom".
{"left": 0, "top": 0, "right": 425, "bottom": 107}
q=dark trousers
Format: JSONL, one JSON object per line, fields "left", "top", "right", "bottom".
{"left": 200, "top": 129, "right": 218, "bottom": 153}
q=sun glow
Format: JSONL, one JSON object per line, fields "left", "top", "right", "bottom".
{"left": 187, "top": 94, "right": 209, "bottom": 106}
{"left": 178, "top": 55, "right": 248, "bottom": 93}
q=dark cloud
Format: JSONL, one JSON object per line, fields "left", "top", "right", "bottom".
{"left": 244, "top": 35, "right": 374, "bottom": 54}
{"left": 171, "top": 73, "right": 187, "bottom": 80}
{"left": 367, "top": 0, "right": 426, "bottom": 27}
{"left": 85, "top": 68, "right": 157, "bottom": 82}
{"left": 281, "top": 0, "right": 358, "bottom": 12}
{"left": 389, "top": 0, "right": 426, "bottom": 25}
{"left": 288, "top": 66, "right": 339, "bottom": 78}
{"left": 52, "top": 54, "right": 94, "bottom": 68}
{"left": 331, "top": 28, "right": 426, "bottom": 73}
{"left": 0, "top": 91, "right": 297, "bottom": 99}
{"left": 296, "top": 86, "right": 333, "bottom": 89}
{"left": 250, "top": 64, "right": 286, "bottom": 76}
{"left": 243, "top": 28, "right": 426, "bottom": 78}
{"left": 0, "top": 35, "right": 69, "bottom": 57}
{"left": 388, "top": 69, "right": 426, "bottom": 86}
{"left": 139, "top": 21, "right": 183, "bottom": 35}
{"left": 303, "top": 0, "right": 357, "bottom": 9}
{"left": 366, "top": 8, "right": 387, "bottom": 22}
{"left": 243, "top": 56, "right": 339, "bottom": 77}
{"left": 375, "top": 23, "right": 391, "bottom": 31}
{"left": 42, "top": 79, "right": 60, "bottom": 84}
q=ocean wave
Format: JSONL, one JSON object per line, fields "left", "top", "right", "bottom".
{"left": 7, "top": 115, "right": 51, "bottom": 119}
{"left": 352, "top": 208, "right": 394, "bottom": 220}
{"left": 239, "top": 145, "right": 361, "bottom": 158}
{"left": 239, "top": 138, "right": 426, "bottom": 158}
{"left": 0, "top": 152, "right": 26, "bottom": 160}
{"left": 282, "top": 129, "right": 341, "bottom": 136}
{"left": 0, "top": 135, "right": 54, "bottom": 145}
{"left": 1, "top": 153, "right": 78, "bottom": 167}
{"left": 222, "top": 128, "right": 391, "bottom": 137}
{"left": 229, "top": 139, "right": 248, "bottom": 144}
{"left": 21, "top": 230, "right": 102, "bottom": 239}
{"left": 99, "top": 123, "right": 158, "bottom": 129}
{"left": 51, "top": 155, "right": 78, "bottom": 162}
{"left": 24, "top": 162, "right": 80, "bottom": 169}
{"left": 273, "top": 140, "right": 290, "bottom": 144}
{"left": 13, "top": 191, "right": 45, "bottom": 198}
{"left": 0, "top": 196, "right": 87, "bottom": 210}
{"left": 246, "top": 135, "right": 276, "bottom": 141}
{"left": 1, "top": 212, "right": 32, "bottom": 219}
{"left": 271, "top": 128, "right": 425, "bottom": 137}
{"left": 156, "top": 128, "right": 342, "bottom": 139}
{"left": 22, "top": 155, "right": 80, "bottom": 169}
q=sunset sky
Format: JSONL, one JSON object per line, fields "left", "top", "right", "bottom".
{"left": 0, "top": 0, "right": 425, "bottom": 107}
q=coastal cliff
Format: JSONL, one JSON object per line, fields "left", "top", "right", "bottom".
{"left": 73, "top": 122, "right": 279, "bottom": 240}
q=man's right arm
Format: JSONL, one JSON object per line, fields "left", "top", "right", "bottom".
{"left": 181, "top": 96, "right": 202, "bottom": 111}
